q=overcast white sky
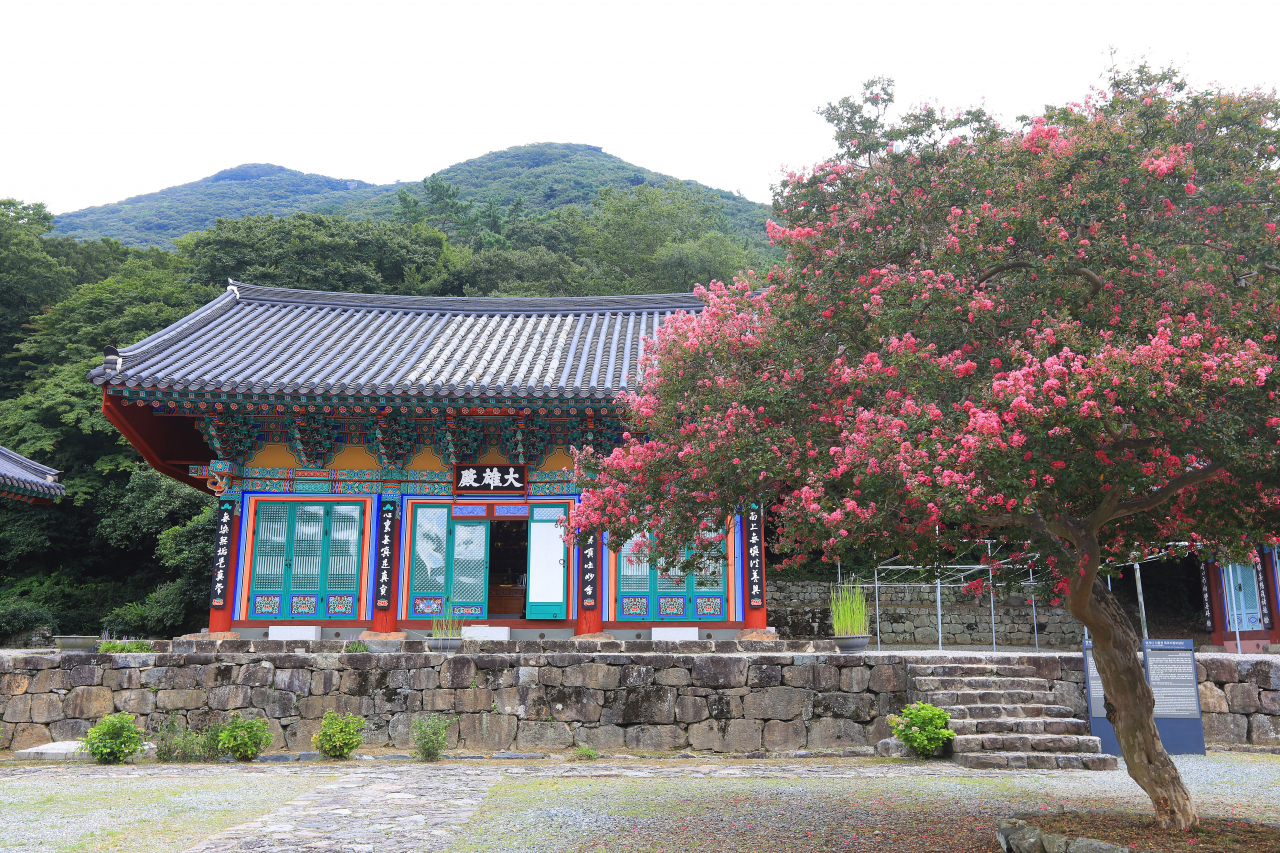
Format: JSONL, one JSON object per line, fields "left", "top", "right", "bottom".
{"left": 5, "top": 1, "right": 1278, "bottom": 215}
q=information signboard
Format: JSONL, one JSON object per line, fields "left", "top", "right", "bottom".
{"left": 1083, "top": 638, "right": 1205, "bottom": 757}
{"left": 1142, "top": 639, "right": 1205, "bottom": 755}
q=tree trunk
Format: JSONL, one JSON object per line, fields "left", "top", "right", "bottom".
{"left": 1069, "top": 574, "right": 1198, "bottom": 829}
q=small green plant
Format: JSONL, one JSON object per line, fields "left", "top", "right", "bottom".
{"left": 153, "top": 714, "right": 226, "bottom": 762}
{"left": 98, "top": 639, "right": 154, "bottom": 653}
{"left": 217, "top": 714, "right": 273, "bottom": 761}
{"left": 312, "top": 711, "right": 365, "bottom": 759}
{"left": 411, "top": 713, "right": 452, "bottom": 761}
{"left": 343, "top": 640, "right": 370, "bottom": 653}
{"left": 830, "top": 584, "right": 869, "bottom": 636}
{"left": 82, "top": 713, "right": 144, "bottom": 764}
{"left": 887, "top": 701, "right": 956, "bottom": 757}
{"left": 573, "top": 744, "right": 600, "bottom": 761}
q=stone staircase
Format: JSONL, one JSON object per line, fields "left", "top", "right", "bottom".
{"left": 907, "top": 661, "right": 1118, "bottom": 770}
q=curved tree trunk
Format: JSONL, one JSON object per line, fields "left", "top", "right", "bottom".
{"left": 1068, "top": 572, "right": 1198, "bottom": 829}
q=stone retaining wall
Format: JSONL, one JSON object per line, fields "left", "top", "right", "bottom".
{"left": 768, "top": 580, "right": 1083, "bottom": 647}
{"left": 1, "top": 644, "right": 1276, "bottom": 756}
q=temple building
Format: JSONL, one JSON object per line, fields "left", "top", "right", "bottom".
{"left": 1203, "top": 550, "right": 1280, "bottom": 653}
{"left": 0, "top": 445, "right": 65, "bottom": 504}
{"left": 89, "top": 283, "right": 767, "bottom": 640}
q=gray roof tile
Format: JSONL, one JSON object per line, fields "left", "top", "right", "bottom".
{"left": 0, "top": 445, "right": 65, "bottom": 500}
{"left": 88, "top": 282, "right": 703, "bottom": 400}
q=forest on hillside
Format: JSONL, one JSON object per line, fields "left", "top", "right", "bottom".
{"left": 52, "top": 143, "right": 773, "bottom": 252}
{"left": 0, "top": 178, "right": 768, "bottom": 639}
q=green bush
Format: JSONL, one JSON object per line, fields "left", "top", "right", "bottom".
{"left": 573, "top": 744, "right": 600, "bottom": 761}
{"left": 0, "top": 597, "right": 56, "bottom": 636}
{"left": 411, "top": 714, "right": 452, "bottom": 762}
{"left": 152, "top": 713, "right": 224, "bottom": 762}
{"left": 98, "top": 639, "right": 154, "bottom": 653}
{"left": 83, "top": 713, "right": 144, "bottom": 764}
{"left": 312, "top": 711, "right": 365, "bottom": 759}
{"left": 887, "top": 702, "right": 956, "bottom": 757}
{"left": 343, "top": 640, "right": 370, "bottom": 653}
{"left": 217, "top": 714, "right": 272, "bottom": 761}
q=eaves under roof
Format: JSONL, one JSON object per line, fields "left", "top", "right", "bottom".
{"left": 0, "top": 445, "right": 65, "bottom": 501}
{"left": 87, "top": 282, "right": 704, "bottom": 400}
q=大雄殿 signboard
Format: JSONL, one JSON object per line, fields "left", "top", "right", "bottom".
{"left": 453, "top": 464, "right": 527, "bottom": 495}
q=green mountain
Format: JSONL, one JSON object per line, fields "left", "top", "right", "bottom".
{"left": 52, "top": 144, "right": 773, "bottom": 249}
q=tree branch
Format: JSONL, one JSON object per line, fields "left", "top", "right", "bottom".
{"left": 1107, "top": 463, "right": 1227, "bottom": 522}
{"left": 976, "top": 261, "right": 1033, "bottom": 284}
{"left": 1072, "top": 267, "right": 1106, "bottom": 297}
{"left": 979, "top": 508, "right": 1078, "bottom": 563}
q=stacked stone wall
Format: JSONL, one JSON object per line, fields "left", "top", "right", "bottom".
{"left": 767, "top": 580, "right": 1083, "bottom": 647}
{"left": 2, "top": 644, "right": 1277, "bottom": 755}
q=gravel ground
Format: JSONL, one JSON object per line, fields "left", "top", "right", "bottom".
{"left": 0, "top": 752, "right": 1275, "bottom": 852}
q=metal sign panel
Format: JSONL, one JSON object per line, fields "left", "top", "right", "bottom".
{"left": 208, "top": 498, "right": 236, "bottom": 609}
{"left": 453, "top": 464, "right": 527, "bottom": 495}
{"left": 1143, "top": 638, "right": 1206, "bottom": 755}
{"left": 1082, "top": 640, "right": 1121, "bottom": 756}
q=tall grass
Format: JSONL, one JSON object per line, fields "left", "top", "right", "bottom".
{"left": 830, "top": 584, "right": 870, "bottom": 636}
{"left": 431, "top": 596, "right": 463, "bottom": 640}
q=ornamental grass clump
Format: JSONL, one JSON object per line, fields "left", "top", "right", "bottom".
{"left": 217, "top": 713, "right": 272, "bottom": 761}
{"left": 888, "top": 702, "right": 956, "bottom": 757}
{"left": 82, "top": 712, "right": 144, "bottom": 764}
{"left": 830, "top": 584, "right": 869, "bottom": 636}
{"left": 313, "top": 711, "right": 365, "bottom": 759}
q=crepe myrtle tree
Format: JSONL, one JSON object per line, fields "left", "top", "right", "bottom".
{"left": 569, "top": 66, "right": 1280, "bottom": 828}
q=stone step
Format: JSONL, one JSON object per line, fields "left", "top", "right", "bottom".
{"left": 938, "top": 704, "right": 1078, "bottom": 720}
{"left": 952, "top": 733, "right": 1101, "bottom": 755}
{"left": 954, "top": 751, "right": 1118, "bottom": 771}
{"left": 907, "top": 663, "right": 1040, "bottom": 678}
{"left": 910, "top": 676, "right": 1052, "bottom": 693}
{"left": 927, "top": 689, "right": 1058, "bottom": 706}
{"left": 947, "top": 717, "right": 1090, "bottom": 736}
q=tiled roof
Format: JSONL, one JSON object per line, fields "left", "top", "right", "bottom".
{"left": 88, "top": 282, "right": 703, "bottom": 399}
{"left": 0, "top": 445, "right": 65, "bottom": 500}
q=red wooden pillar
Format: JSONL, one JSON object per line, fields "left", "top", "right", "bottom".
{"left": 370, "top": 502, "right": 400, "bottom": 633}
{"left": 208, "top": 498, "right": 239, "bottom": 634}
{"left": 744, "top": 557, "right": 768, "bottom": 630}
{"left": 574, "top": 533, "right": 604, "bottom": 636}
{"left": 1205, "top": 559, "right": 1228, "bottom": 647}
{"left": 743, "top": 508, "right": 768, "bottom": 629}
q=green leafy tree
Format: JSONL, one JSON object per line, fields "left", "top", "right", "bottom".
{"left": 0, "top": 200, "right": 75, "bottom": 396}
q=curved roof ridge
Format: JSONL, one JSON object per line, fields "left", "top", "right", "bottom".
{"left": 0, "top": 445, "right": 65, "bottom": 500}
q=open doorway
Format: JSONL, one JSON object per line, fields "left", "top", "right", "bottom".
{"left": 488, "top": 520, "right": 528, "bottom": 617}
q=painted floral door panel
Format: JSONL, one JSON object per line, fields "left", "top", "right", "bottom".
{"left": 617, "top": 536, "right": 725, "bottom": 620}
{"left": 406, "top": 505, "right": 490, "bottom": 619}
{"left": 247, "top": 501, "right": 364, "bottom": 619}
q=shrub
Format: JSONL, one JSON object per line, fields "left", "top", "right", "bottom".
{"left": 218, "top": 714, "right": 272, "bottom": 761}
{"left": 887, "top": 702, "right": 955, "bottom": 757}
{"left": 98, "top": 639, "right": 154, "bottom": 653}
{"left": 411, "top": 714, "right": 452, "bottom": 761}
{"left": 83, "top": 713, "right": 144, "bottom": 764}
{"left": 830, "top": 584, "right": 869, "bottom": 636}
{"left": 343, "top": 640, "right": 370, "bottom": 653}
{"left": 573, "top": 744, "right": 600, "bottom": 761}
{"left": 152, "top": 713, "right": 225, "bottom": 762}
{"left": 0, "top": 597, "right": 56, "bottom": 636}
{"left": 312, "top": 712, "right": 365, "bottom": 759}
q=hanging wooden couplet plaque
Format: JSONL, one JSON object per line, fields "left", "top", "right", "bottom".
{"left": 453, "top": 463, "right": 527, "bottom": 495}
{"left": 579, "top": 532, "right": 599, "bottom": 611}
{"left": 743, "top": 508, "right": 765, "bottom": 608}
{"left": 208, "top": 498, "right": 236, "bottom": 609}
{"left": 375, "top": 501, "right": 396, "bottom": 610}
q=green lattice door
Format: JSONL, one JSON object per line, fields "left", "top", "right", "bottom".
{"left": 616, "top": 536, "right": 726, "bottom": 620}
{"left": 405, "top": 506, "right": 490, "bottom": 619}
{"left": 247, "top": 501, "right": 364, "bottom": 620}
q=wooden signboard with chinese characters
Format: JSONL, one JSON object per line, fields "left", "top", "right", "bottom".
{"left": 453, "top": 463, "right": 527, "bottom": 495}
{"left": 375, "top": 501, "right": 396, "bottom": 610}
{"left": 208, "top": 498, "right": 236, "bottom": 608}
{"left": 579, "top": 532, "right": 599, "bottom": 611}
{"left": 743, "top": 508, "right": 765, "bottom": 608}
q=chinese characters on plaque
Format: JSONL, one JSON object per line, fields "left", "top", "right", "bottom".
{"left": 743, "top": 508, "right": 764, "bottom": 608}
{"left": 375, "top": 502, "right": 396, "bottom": 609}
{"left": 579, "top": 532, "right": 599, "bottom": 611}
{"left": 208, "top": 498, "right": 235, "bottom": 608}
{"left": 453, "top": 463, "right": 527, "bottom": 494}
